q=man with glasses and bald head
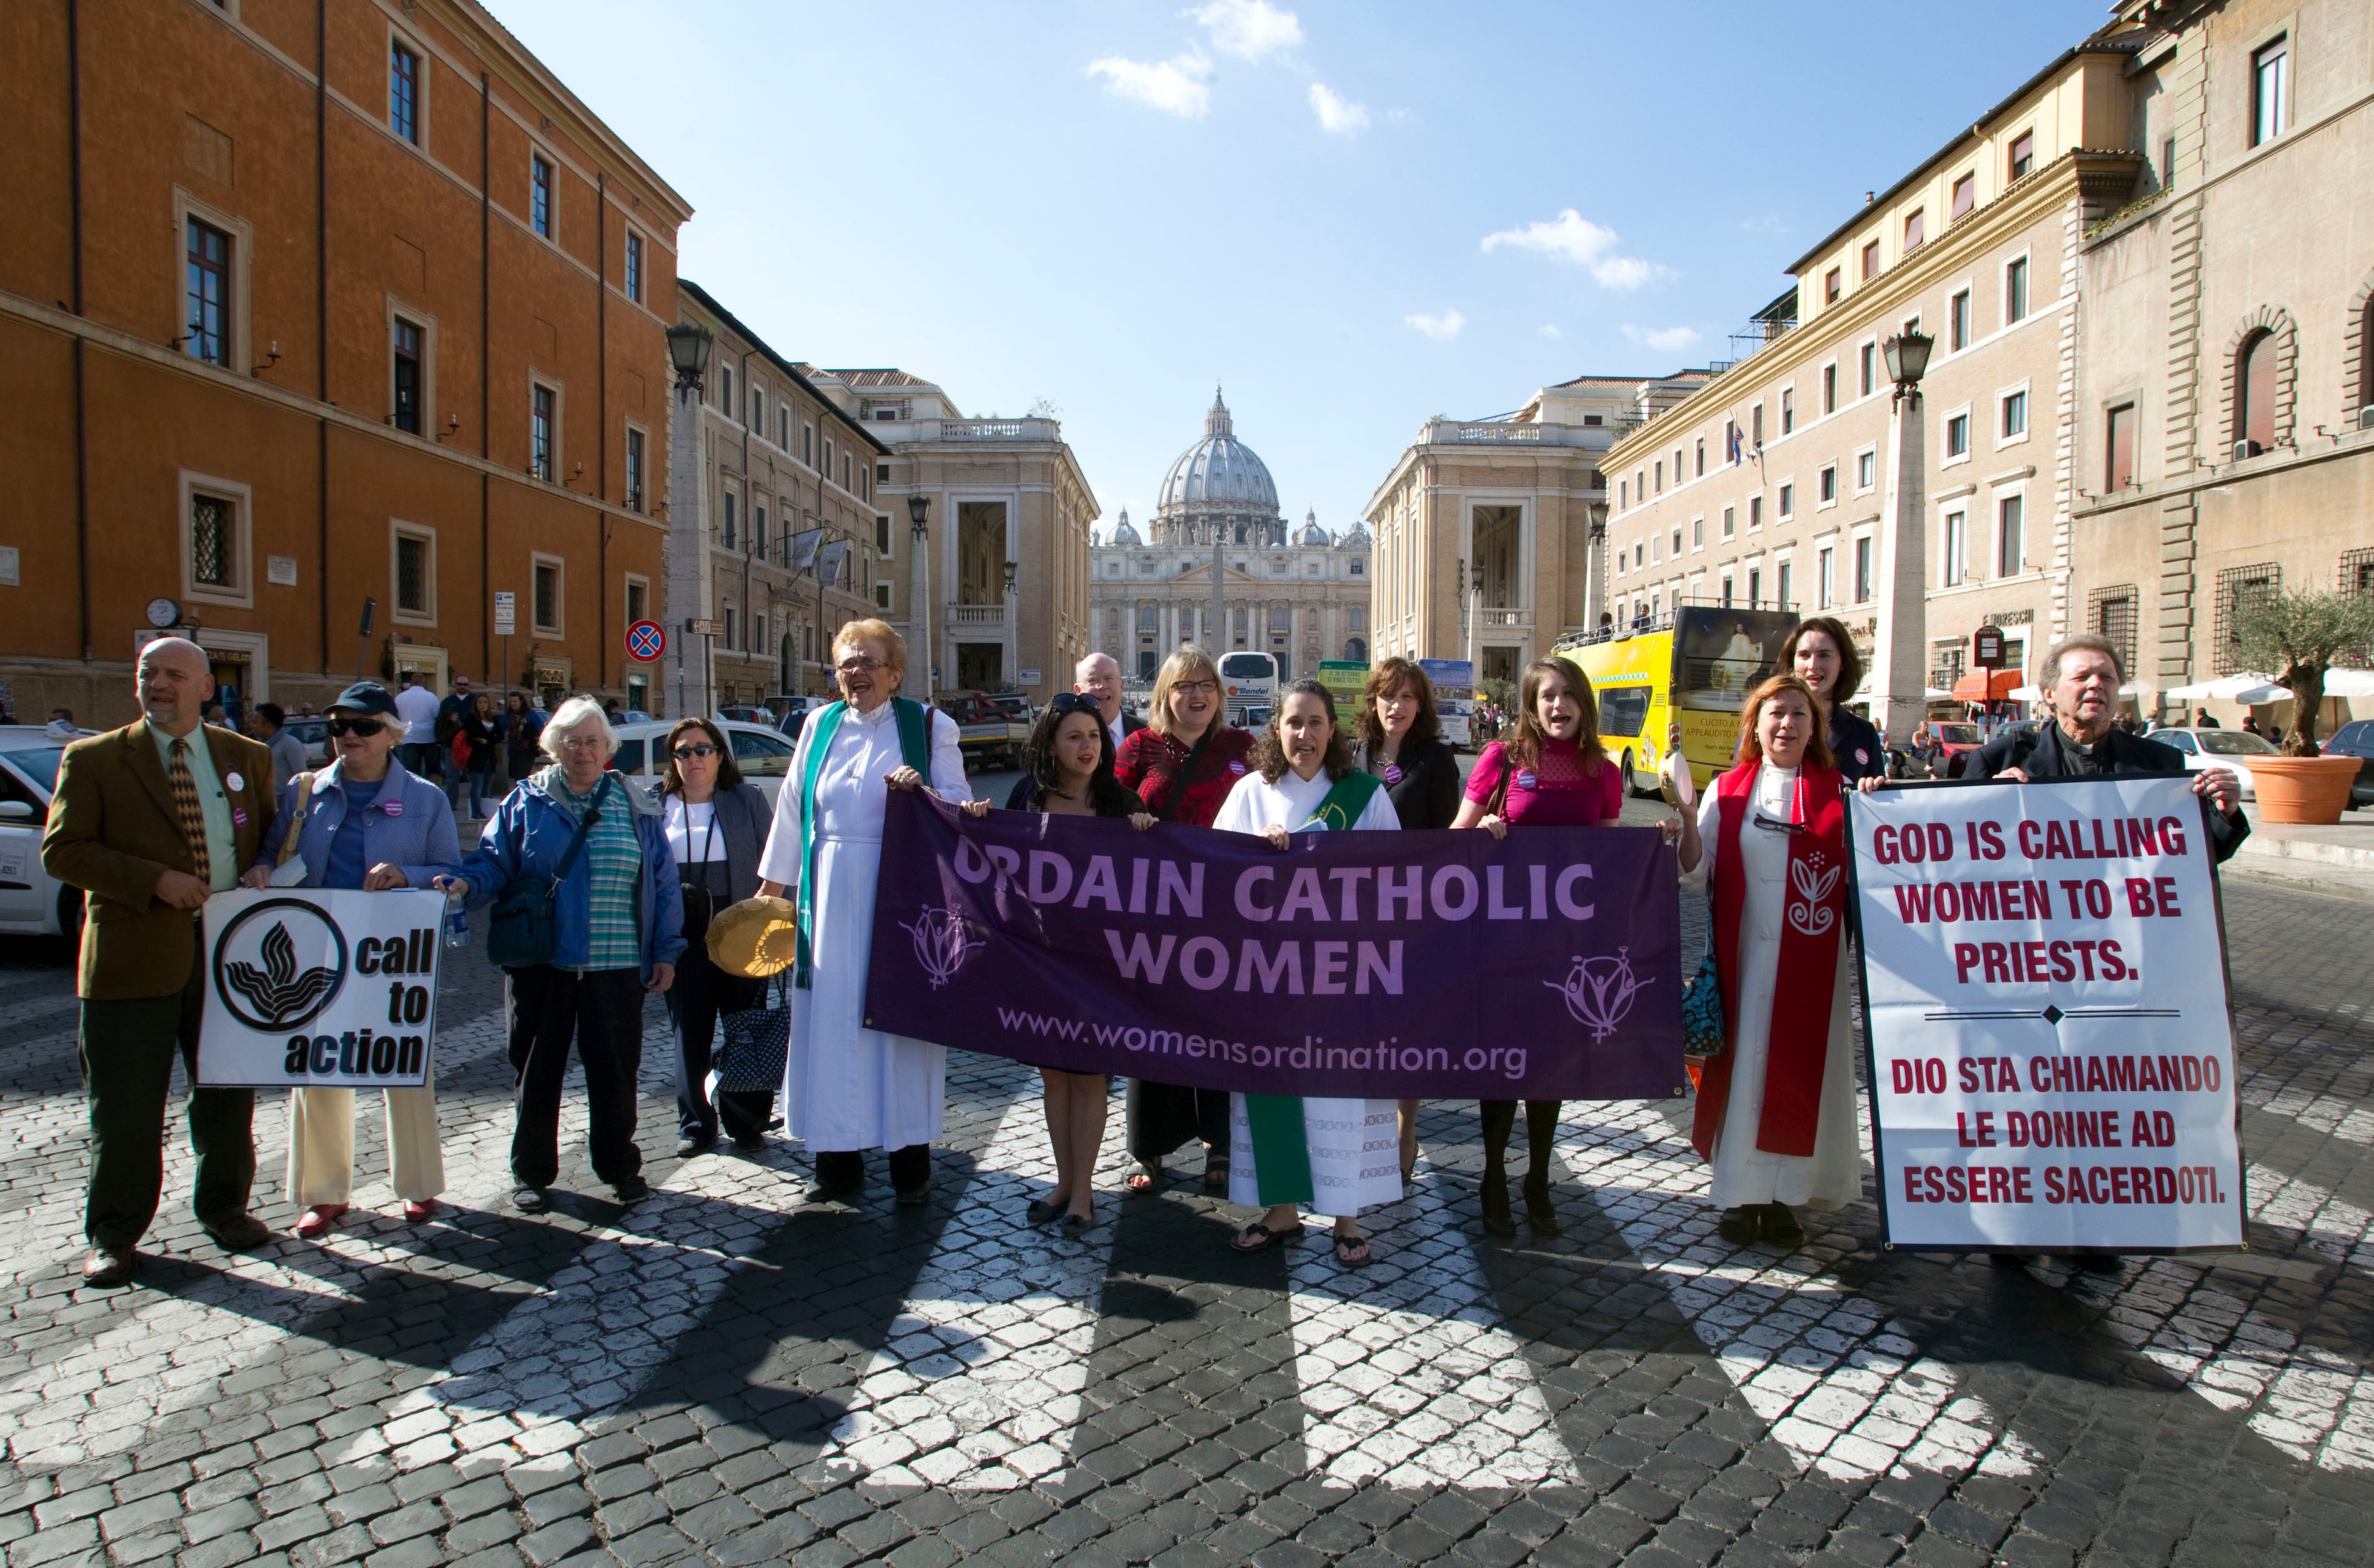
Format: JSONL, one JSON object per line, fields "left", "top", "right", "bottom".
{"left": 1074, "top": 652, "right": 1144, "bottom": 758}
{"left": 42, "top": 637, "right": 282, "bottom": 1287}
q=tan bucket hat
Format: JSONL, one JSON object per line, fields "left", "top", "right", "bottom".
{"left": 705, "top": 894, "right": 801, "bottom": 978}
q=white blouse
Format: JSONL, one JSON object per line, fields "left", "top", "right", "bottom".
{"left": 663, "top": 798, "right": 726, "bottom": 863}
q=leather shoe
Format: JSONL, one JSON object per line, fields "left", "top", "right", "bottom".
{"left": 612, "top": 1176, "right": 651, "bottom": 1204}
{"left": 205, "top": 1214, "right": 275, "bottom": 1251}
{"left": 81, "top": 1247, "right": 140, "bottom": 1288}
{"left": 730, "top": 1129, "right": 765, "bottom": 1152}
{"left": 510, "top": 1186, "right": 550, "bottom": 1213}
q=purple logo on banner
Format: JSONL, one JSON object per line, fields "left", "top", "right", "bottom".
{"left": 863, "top": 793, "right": 1686, "bottom": 1099}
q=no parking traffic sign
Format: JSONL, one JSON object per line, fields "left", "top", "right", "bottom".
{"left": 626, "top": 619, "right": 667, "bottom": 662}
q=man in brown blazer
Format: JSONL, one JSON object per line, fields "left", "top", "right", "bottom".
{"left": 42, "top": 637, "right": 281, "bottom": 1286}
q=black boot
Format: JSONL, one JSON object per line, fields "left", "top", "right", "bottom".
{"left": 1522, "top": 1101, "right": 1562, "bottom": 1235}
{"left": 806, "top": 1149, "right": 862, "bottom": 1202}
{"left": 1760, "top": 1202, "right": 1805, "bottom": 1247}
{"left": 888, "top": 1143, "right": 932, "bottom": 1205}
{"left": 1478, "top": 1100, "right": 1518, "bottom": 1237}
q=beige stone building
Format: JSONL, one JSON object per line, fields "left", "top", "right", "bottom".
{"left": 665, "top": 282, "right": 890, "bottom": 713}
{"left": 1364, "top": 375, "right": 1693, "bottom": 683}
{"left": 1604, "top": 44, "right": 2145, "bottom": 708}
{"left": 1093, "top": 393, "right": 1371, "bottom": 682}
{"left": 2070, "top": 0, "right": 2374, "bottom": 723}
{"left": 802, "top": 370, "right": 1097, "bottom": 703}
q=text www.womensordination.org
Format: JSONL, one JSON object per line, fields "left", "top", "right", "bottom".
{"left": 991, "top": 1006, "right": 1532, "bottom": 1082}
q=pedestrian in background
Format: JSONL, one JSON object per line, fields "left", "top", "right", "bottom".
{"left": 437, "top": 698, "right": 683, "bottom": 1212}
{"left": 434, "top": 675, "right": 477, "bottom": 814}
{"left": 1671, "top": 675, "right": 1859, "bottom": 1248}
{"left": 1353, "top": 656, "right": 1461, "bottom": 1186}
{"left": 246, "top": 682, "right": 457, "bottom": 1235}
{"left": 499, "top": 692, "right": 543, "bottom": 788}
{"left": 1452, "top": 655, "right": 1622, "bottom": 1238}
{"left": 653, "top": 716, "right": 777, "bottom": 1155}
{"left": 252, "top": 703, "right": 309, "bottom": 787}
{"left": 1216, "top": 680, "right": 1400, "bottom": 1268}
{"left": 394, "top": 672, "right": 440, "bottom": 778}
{"left": 41, "top": 638, "right": 279, "bottom": 1287}
{"left": 1113, "top": 646, "right": 1255, "bottom": 1194}
{"left": 968, "top": 693, "right": 1153, "bottom": 1232}
{"left": 1073, "top": 651, "right": 1145, "bottom": 756}
{"left": 457, "top": 692, "right": 498, "bottom": 820}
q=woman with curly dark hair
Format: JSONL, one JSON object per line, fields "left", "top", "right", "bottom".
{"left": 968, "top": 693, "right": 1153, "bottom": 1230}
{"left": 1211, "top": 680, "right": 1401, "bottom": 1269}
{"left": 1450, "top": 656, "right": 1622, "bottom": 1239}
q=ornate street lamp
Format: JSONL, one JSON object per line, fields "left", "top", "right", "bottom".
{"left": 1882, "top": 330, "right": 1934, "bottom": 405}
{"left": 665, "top": 324, "right": 713, "bottom": 400}
{"left": 906, "top": 493, "right": 930, "bottom": 537}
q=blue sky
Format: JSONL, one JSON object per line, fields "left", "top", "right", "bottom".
{"left": 492, "top": 0, "right": 2110, "bottom": 537}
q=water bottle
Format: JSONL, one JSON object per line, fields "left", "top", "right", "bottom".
{"left": 443, "top": 886, "right": 469, "bottom": 950}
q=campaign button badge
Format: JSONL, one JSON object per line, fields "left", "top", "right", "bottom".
{"left": 232, "top": 807, "right": 249, "bottom": 827}
{"left": 1516, "top": 770, "right": 1538, "bottom": 790}
{"left": 382, "top": 800, "right": 404, "bottom": 817}
{"left": 1228, "top": 760, "right": 1246, "bottom": 774}
{"left": 1384, "top": 764, "right": 1403, "bottom": 784}
{"left": 225, "top": 772, "right": 244, "bottom": 793}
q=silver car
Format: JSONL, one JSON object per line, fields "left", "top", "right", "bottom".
{"left": 0, "top": 727, "right": 96, "bottom": 939}
{"left": 604, "top": 718, "right": 799, "bottom": 808}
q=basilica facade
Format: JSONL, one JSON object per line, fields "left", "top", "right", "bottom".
{"left": 1090, "top": 392, "right": 1372, "bottom": 681}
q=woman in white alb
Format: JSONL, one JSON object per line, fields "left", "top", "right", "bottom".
{"left": 1213, "top": 678, "right": 1402, "bottom": 1269}
{"left": 757, "top": 621, "right": 971, "bottom": 1204}
{"left": 1669, "top": 675, "right": 1862, "bottom": 1248}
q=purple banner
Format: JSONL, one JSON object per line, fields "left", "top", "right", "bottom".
{"left": 862, "top": 792, "right": 1686, "bottom": 1101}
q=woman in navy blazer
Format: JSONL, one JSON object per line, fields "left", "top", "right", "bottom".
{"left": 246, "top": 682, "right": 462, "bottom": 1236}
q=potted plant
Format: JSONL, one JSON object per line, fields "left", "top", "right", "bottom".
{"left": 2227, "top": 586, "right": 2374, "bottom": 824}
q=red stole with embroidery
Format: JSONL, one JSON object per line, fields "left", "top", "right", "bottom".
{"left": 1690, "top": 760, "right": 1847, "bottom": 1161}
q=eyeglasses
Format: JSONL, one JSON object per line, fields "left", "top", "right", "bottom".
{"left": 672, "top": 743, "right": 719, "bottom": 760}
{"left": 1171, "top": 680, "right": 1219, "bottom": 697}
{"left": 836, "top": 657, "right": 885, "bottom": 675}
{"left": 1047, "top": 693, "right": 1103, "bottom": 718}
{"left": 327, "top": 717, "right": 385, "bottom": 737}
{"left": 557, "top": 736, "right": 609, "bottom": 753}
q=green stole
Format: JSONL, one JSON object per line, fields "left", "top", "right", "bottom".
{"left": 795, "top": 697, "right": 931, "bottom": 990}
{"left": 1245, "top": 768, "right": 1389, "bottom": 1206}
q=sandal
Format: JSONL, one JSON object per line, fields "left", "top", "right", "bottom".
{"left": 1231, "top": 1219, "right": 1298, "bottom": 1253}
{"left": 1126, "top": 1163, "right": 1161, "bottom": 1193}
{"left": 1334, "top": 1233, "right": 1373, "bottom": 1269}
{"left": 1202, "top": 1154, "right": 1231, "bottom": 1189}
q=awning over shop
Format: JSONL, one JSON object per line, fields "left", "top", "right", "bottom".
{"left": 1950, "top": 669, "right": 2025, "bottom": 703}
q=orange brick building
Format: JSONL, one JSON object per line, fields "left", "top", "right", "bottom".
{"left": 0, "top": 0, "right": 691, "bottom": 725}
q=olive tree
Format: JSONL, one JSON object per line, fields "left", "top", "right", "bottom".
{"left": 2228, "top": 587, "right": 2374, "bottom": 755}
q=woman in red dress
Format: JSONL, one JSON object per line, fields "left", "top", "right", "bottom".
{"left": 1450, "top": 656, "right": 1624, "bottom": 1238}
{"left": 1112, "top": 646, "right": 1255, "bottom": 1192}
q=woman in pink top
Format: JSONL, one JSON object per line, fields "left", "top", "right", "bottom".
{"left": 1451, "top": 655, "right": 1622, "bottom": 1237}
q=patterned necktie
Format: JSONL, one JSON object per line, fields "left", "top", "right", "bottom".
{"left": 167, "top": 738, "right": 212, "bottom": 883}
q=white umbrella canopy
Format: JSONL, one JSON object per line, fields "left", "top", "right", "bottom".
{"left": 2163, "top": 672, "right": 2279, "bottom": 700}
{"left": 2320, "top": 668, "right": 2374, "bottom": 698}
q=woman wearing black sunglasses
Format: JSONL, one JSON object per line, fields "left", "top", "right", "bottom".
{"left": 653, "top": 717, "right": 777, "bottom": 1154}
{"left": 965, "top": 693, "right": 1153, "bottom": 1231}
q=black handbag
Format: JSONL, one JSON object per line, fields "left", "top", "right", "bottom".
{"left": 487, "top": 777, "right": 608, "bottom": 970}
{"left": 716, "top": 974, "right": 790, "bottom": 1093}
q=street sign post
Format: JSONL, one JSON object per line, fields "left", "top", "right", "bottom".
{"left": 627, "top": 619, "right": 666, "bottom": 663}
{"left": 1972, "top": 625, "right": 2006, "bottom": 670}
{"left": 493, "top": 591, "right": 515, "bottom": 637}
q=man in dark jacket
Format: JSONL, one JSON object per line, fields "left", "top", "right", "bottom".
{"left": 1968, "top": 633, "right": 2246, "bottom": 862}
{"left": 1074, "top": 652, "right": 1145, "bottom": 758}
{"left": 1967, "top": 633, "right": 2244, "bottom": 1276}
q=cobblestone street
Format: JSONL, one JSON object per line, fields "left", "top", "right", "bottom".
{"left": 4, "top": 829, "right": 2373, "bottom": 1567}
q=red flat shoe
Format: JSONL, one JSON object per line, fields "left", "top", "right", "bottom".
{"left": 402, "top": 1201, "right": 436, "bottom": 1223}
{"left": 292, "top": 1204, "right": 346, "bottom": 1238}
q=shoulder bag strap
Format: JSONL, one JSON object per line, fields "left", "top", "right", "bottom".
{"left": 1153, "top": 730, "right": 1214, "bottom": 823}
{"left": 545, "top": 775, "right": 607, "bottom": 887}
{"left": 274, "top": 772, "right": 316, "bottom": 868}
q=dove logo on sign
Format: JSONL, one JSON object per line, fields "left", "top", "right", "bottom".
{"left": 212, "top": 898, "right": 348, "bottom": 1031}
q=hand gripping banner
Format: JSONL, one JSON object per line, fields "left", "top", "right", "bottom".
{"left": 863, "top": 792, "right": 1685, "bottom": 1101}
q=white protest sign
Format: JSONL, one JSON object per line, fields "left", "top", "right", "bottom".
{"left": 196, "top": 888, "right": 445, "bottom": 1088}
{"left": 1850, "top": 775, "right": 2244, "bottom": 1253}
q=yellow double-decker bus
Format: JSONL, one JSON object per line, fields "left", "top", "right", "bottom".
{"left": 1552, "top": 605, "right": 1798, "bottom": 797}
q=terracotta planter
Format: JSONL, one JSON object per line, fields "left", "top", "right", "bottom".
{"left": 2247, "top": 755, "right": 2361, "bottom": 825}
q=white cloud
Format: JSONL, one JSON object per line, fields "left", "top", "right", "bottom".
{"left": 1189, "top": 0, "right": 1301, "bottom": 60}
{"left": 1308, "top": 82, "right": 1369, "bottom": 134}
{"left": 1537, "top": 324, "right": 1563, "bottom": 340}
{"left": 1622, "top": 324, "right": 1704, "bottom": 353}
{"left": 1480, "top": 209, "right": 1675, "bottom": 290}
{"left": 1085, "top": 51, "right": 1213, "bottom": 117}
{"left": 1406, "top": 309, "right": 1464, "bottom": 341}
{"left": 1740, "top": 214, "right": 1789, "bottom": 236}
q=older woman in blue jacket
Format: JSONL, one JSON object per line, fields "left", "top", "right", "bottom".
{"left": 245, "top": 682, "right": 461, "bottom": 1236}
{"left": 436, "top": 698, "right": 683, "bottom": 1213}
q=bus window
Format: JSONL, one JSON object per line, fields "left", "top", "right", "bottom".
{"left": 1599, "top": 687, "right": 1651, "bottom": 738}
{"left": 1219, "top": 653, "right": 1276, "bottom": 680}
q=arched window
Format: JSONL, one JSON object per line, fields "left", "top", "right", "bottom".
{"left": 2235, "top": 328, "right": 2276, "bottom": 450}
{"left": 1343, "top": 637, "right": 1367, "bottom": 662}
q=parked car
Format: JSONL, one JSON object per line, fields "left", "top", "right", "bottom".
{"left": 606, "top": 718, "right": 798, "bottom": 808}
{"left": 1930, "top": 722, "right": 1984, "bottom": 778}
{"left": 0, "top": 726, "right": 97, "bottom": 940}
{"left": 2149, "top": 725, "right": 2282, "bottom": 801}
{"left": 935, "top": 693, "right": 1028, "bottom": 771}
{"left": 715, "top": 705, "right": 774, "bottom": 727}
{"left": 2317, "top": 718, "right": 2374, "bottom": 808}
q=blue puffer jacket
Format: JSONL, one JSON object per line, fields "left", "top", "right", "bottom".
{"left": 449, "top": 766, "right": 686, "bottom": 979}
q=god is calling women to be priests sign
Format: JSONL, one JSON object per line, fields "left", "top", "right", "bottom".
{"left": 1850, "top": 775, "right": 2245, "bottom": 1253}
